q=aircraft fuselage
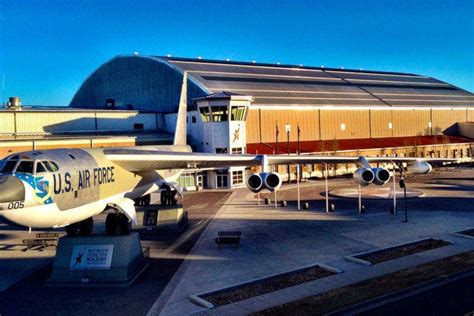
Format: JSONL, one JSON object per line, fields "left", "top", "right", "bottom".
{"left": 0, "top": 145, "right": 190, "bottom": 228}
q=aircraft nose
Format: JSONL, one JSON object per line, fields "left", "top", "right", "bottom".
{"left": 0, "top": 176, "right": 25, "bottom": 203}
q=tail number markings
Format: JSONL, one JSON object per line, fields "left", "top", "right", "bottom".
{"left": 8, "top": 201, "right": 25, "bottom": 209}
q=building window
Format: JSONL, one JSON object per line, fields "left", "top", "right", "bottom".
{"left": 211, "top": 106, "right": 228, "bottom": 121}
{"left": 216, "top": 148, "right": 228, "bottom": 154}
{"left": 231, "top": 106, "right": 246, "bottom": 121}
{"left": 192, "top": 116, "right": 197, "bottom": 123}
{"left": 199, "top": 107, "right": 210, "bottom": 122}
{"left": 231, "top": 147, "right": 243, "bottom": 154}
{"left": 216, "top": 170, "right": 228, "bottom": 188}
{"left": 232, "top": 171, "right": 243, "bottom": 185}
{"left": 178, "top": 172, "right": 195, "bottom": 188}
{"left": 340, "top": 123, "right": 346, "bottom": 131}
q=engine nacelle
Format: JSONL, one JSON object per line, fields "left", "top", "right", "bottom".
{"left": 263, "top": 172, "right": 282, "bottom": 192}
{"left": 407, "top": 161, "right": 432, "bottom": 174}
{"left": 353, "top": 168, "right": 375, "bottom": 186}
{"left": 372, "top": 167, "right": 391, "bottom": 185}
{"left": 247, "top": 173, "right": 264, "bottom": 193}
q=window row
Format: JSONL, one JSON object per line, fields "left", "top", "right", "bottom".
{"left": 199, "top": 106, "right": 247, "bottom": 122}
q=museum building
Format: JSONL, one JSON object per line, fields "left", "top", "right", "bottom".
{"left": 2, "top": 55, "right": 474, "bottom": 189}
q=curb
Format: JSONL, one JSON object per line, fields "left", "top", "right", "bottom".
{"left": 451, "top": 232, "right": 474, "bottom": 240}
{"left": 327, "top": 267, "right": 474, "bottom": 315}
{"left": 345, "top": 237, "right": 452, "bottom": 266}
{"left": 189, "top": 262, "right": 342, "bottom": 309}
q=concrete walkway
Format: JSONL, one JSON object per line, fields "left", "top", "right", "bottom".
{"left": 148, "top": 182, "right": 474, "bottom": 315}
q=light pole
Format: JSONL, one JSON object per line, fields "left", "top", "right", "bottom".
{"left": 400, "top": 178, "right": 408, "bottom": 222}
{"left": 297, "top": 124, "right": 302, "bottom": 181}
{"left": 275, "top": 122, "right": 279, "bottom": 154}
{"left": 286, "top": 123, "right": 291, "bottom": 183}
{"left": 297, "top": 124, "right": 301, "bottom": 154}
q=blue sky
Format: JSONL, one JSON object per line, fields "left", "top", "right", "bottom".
{"left": 0, "top": 0, "right": 473, "bottom": 106}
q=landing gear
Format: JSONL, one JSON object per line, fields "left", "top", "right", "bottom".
{"left": 160, "top": 190, "right": 178, "bottom": 206}
{"left": 135, "top": 194, "right": 151, "bottom": 206}
{"left": 65, "top": 217, "right": 94, "bottom": 237}
{"left": 105, "top": 212, "right": 131, "bottom": 236}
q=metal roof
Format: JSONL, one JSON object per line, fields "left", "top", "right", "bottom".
{"left": 161, "top": 56, "right": 474, "bottom": 108}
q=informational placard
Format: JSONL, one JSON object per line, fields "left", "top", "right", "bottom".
{"left": 69, "top": 245, "right": 114, "bottom": 270}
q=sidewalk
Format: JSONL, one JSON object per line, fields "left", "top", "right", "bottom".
{"left": 148, "top": 187, "right": 474, "bottom": 315}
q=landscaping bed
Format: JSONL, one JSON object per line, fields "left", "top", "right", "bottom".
{"left": 356, "top": 238, "right": 451, "bottom": 264}
{"left": 253, "top": 251, "right": 474, "bottom": 315}
{"left": 200, "top": 265, "right": 336, "bottom": 307}
{"left": 457, "top": 228, "right": 474, "bottom": 237}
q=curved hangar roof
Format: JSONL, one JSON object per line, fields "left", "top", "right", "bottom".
{"left": 70, "top": 55, "right": 474, "bottom": 112}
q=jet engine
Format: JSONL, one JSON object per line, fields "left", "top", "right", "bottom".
{"left": 247, "top": 173, "right": 264, "bottom": 193}
{"left": 407, "top": 161, "right": 432, "bottom": 174}
{"left": 246, "top": 172, "right": 283, "bottom": 192}
{"left": 371, "top": 167, "right": 391, "bottom": 185}
{"left": 263, "top": 172, "right": 282, "bottom": 192}
{"left": 353, "top": 168, "right": 375, "bottom": 186}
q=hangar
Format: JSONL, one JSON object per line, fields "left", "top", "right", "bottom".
{"left": 68, "top": 55, "right": 474, "bottom": 188}
{"left": 2, "top": 55, "right": 473, "bottom": 189}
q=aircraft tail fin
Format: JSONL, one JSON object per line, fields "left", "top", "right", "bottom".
{"left": 173, "top": 71, "right": 187, "bottom": 146}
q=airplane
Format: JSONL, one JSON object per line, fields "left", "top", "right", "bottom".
{"left": 0, "top": 74, "right": 454, "bottom": 237}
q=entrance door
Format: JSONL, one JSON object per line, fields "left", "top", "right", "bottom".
{"left": 216, "top": 171, "right": 228, "bottom": 188}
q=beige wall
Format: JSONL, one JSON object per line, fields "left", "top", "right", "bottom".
{"left": 246, "top": 107, "right": 472, "bottom": 143}
{"left": 259, "top": 109, "right": 320, "bottom": 142}
{"left": 16, "top": 112, "right": 96, "bottom": 134}
{"left": 245, "top": 109, "right": 261, "bottom": 143}
{"left": 0, "top": 110, "right": 160, "bottom": 135}
{"left": 469, "top": 109, "right": 474, "bottom": 121}
{"left": 370, "top": 110, "right": 393, "bottom": 138}
{"left": 0, "top": 112, "right": 14, "bottom": 134}
{"left": 391, "top": 109, "right": 431, "bottom": 137}
{"left": 96, "top": 112, "right": 157, "bottom": 131}
{"left": 319, "top": 109, "right": 370, "bottom": 140}
{"left": 432, "top": 109, "right": 467, "bottom": 134}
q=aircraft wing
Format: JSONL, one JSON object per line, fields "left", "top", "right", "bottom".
{"left": 104, "top": 149, "right": 456, "bottom": 172}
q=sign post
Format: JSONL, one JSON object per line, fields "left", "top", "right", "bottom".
{"left": 325, "top": 163, "right": 329, "bottom": 213}
{"left": 296, "top": 164, "right": 301, "bottom": 210}
{"left": 358, "top": 184, "right": 362, "bottom": 214}
{"left": 400, "top": 178, "right": 408, "bottom": 222}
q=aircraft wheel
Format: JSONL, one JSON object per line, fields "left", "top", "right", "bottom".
{"left": 79, "top": 217, "right": 93, "bottom": 236}
{"left": 105, "top": 213, "right": 118, "bottom": 236}
{"left": 171, "top": 192, "right": 178, "bottom": 206}
{"left": 160, "top": 191, "right": 169, "bottom": 205}
{"left": 65, "top": 223, "right": 80, "bottom": 237}
{"left": 106, "top": 213, "right": 131, "bottom": 235}
{"left": 143, "top": 194, "right": 151, "bottom": 206}
{"left": 118, "top": 214, "right": 131, "bottom": 235}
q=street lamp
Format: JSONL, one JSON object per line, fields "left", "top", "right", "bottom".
{"left": 275, "top": 122, "right": 279, "bottom": 154}
{"left": 286, "top": 123, "right": 291, "bottom": 183}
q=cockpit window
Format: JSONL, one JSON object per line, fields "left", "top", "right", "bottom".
{"left": 15, "top": 161, "right": 34, "bottom": 174}
{"left": 36, "top": 162, "right": 47, "bottom": 173}
{"left": 48, "top": 161, "right": 59, "bottom": 172}
{"left": 42, "top": 161, "right": 59, "bottom": 172}
{"left": 1, "top": 160, "right": 19, "bottom": 174}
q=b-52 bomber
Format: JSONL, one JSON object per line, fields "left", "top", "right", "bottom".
{"left": 0, "top": 75, "right": 453, "bottom": 236}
